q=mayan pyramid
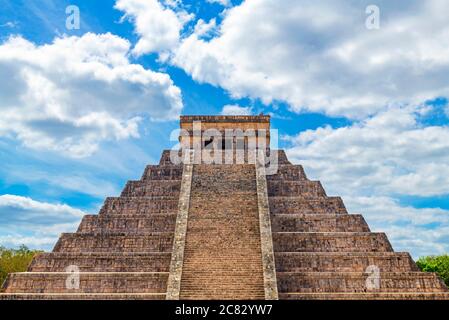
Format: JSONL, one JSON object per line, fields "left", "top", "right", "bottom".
{"left": 1, "top": 115, "right": 448, "bottom": 300}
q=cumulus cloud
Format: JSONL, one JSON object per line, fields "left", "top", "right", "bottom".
{"left": 206, "top": 0, "right": 231, "bottom": 7}
{"left": 0, "top": 195, "right": 85, "bottom": 249}
{"left": 115, "top": 0, "right": 193, "bottom": 56}
{"left": 345, "top": 196, "right": 449, "bottom": 258}
{"left": 221, "top": 104, "right": 252, "bottom": 115}
{"left": 5, "top": 170, "right": 120, "bottom": 199}
{"left": 171, "top": 0, "right": 449, "bottom": 118}
{"left": 285, "top": 105, "right": 449, "bottom": 197}
{"left": 284, "top": 105, "right": 449, "bottom": 257}
{"left": 193, "top": 18, "right": 217, "bottom": 39}
{"left": 0, "top": 33, "right": 183, "bottom": 157}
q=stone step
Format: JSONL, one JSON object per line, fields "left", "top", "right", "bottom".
{"left": 271, "top": 214, "right": 370, "bottom": 232}
{"left": 120, "top": 180, "right": 181, "bottom": 197}
{"left": 179, "top": 292, "right": 265, "bottom": 300}
{"left": 180, "top": 267, "right": 264, "bottom": 272}
{"left": 185, "top": 207, "right": 260, "bottom": 219}
{"left": 181, "top": 274, "right": 265, "bottom": 283}
{"left": 268, "top": 180, "right": 326, "bottom": 197}
{"left": 53, "top": 233, "right": 173, "bottom": 253}
{"left": 274, "top": 252, "right": 419, "bottom": 272}
{"left": 0, "top": 293, "right": 166, "bottom": 300}
{"left": 2, "top": 272, "right": 168, "bottom": 294}
{"left": 182, "top": 258, "right": 263, "bottom": 269}
{"left": 268, "top": 197, "right": 347, "bottom": 214}
{"left": 277, "top": 272, "right": 448, "bottom": 293}
{"left": 99, "top": 197, "right": 179, "bottom": 215}
{"left": 28, "top": 252, "right": 171, "bottom": 272}
{"left": 279, "top": 292, "right": 449, "bottom": 300}
{"left": 77, "top": 214, "right": 177, "bottom": 233}
{"left": 276, "top": 150, "right": 292, "bottom": 165}
{"left": 191, "top": 183, "right": 256, "bottom": 194}
{"left": 190, "top": 192, "right": 256, "bottom": 199}
{"left": 193, "top": 164, "right": 256, "bottom": 176}
{"left": 267, "top": 165, "right": 306, "bottom": 181}
{"left": 141, "top": 165, "right": 183, "bottom": 181}
{"left": 273, "top": 232, "right": 393, "bottom": 252}
{"left": 158, "top": 150, "right": 176, "bottom": 165}
{"left": 179, "top": 164, "right": 265, "bottom": 300}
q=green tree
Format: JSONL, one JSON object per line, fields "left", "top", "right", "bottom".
{"left": 416, "top": 254, "right": 449, "bottom": 286}
{"left": 0, "top": 245, "right": 42, "bottom": 291}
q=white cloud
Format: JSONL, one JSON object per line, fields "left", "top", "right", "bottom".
{"left": 206, "top": 0, "right": 231, "bottom": 7}
{"left": 285, "top": 106, "right": 449, "bottom": 197}
{"left": 0, "top": 195, "right": 85, "bottom": 250}
{"left": 5, "top": 170, "right": 120, "bottom": 199}
{"left": 284, "top": 105, "right": 449, "bottom": 257}
{"left": 0, "top": 195, "right": 85, "bottom": 218}
{"left": 171, "top": 0, "right": 449, "bottom": 119}
{"left": 193, "top": 18, "right": 217, "bottom": 38}
{"left": 0, "top": 22, "right": 17, "bottom": 28}
{"left": 0, "top": 33, "right": 183, "bottom": 157}
{"left": 115, "top": 0, "right": 193, "bottom": 56}
{"left": 221, "top": 104, "right": 252, "bottom": 115}
{"left": 345, "top": 196, "right": 449, "bottom": 258}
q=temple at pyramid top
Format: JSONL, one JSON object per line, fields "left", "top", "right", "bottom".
{"left": 1, "top": 115, "right": 448, "bottom": 300}
{"left": 178, "top": 114, "right": 272, "bottom": 153}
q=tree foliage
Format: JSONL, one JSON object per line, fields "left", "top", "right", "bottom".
{"left": 416, "top": 254, "right": 449, "bottom": 286}
{"left": 0, "top": 245, "right": 42, "bottom": 291}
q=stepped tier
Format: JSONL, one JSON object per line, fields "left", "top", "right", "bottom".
{"left": 28, "top": 253, "right": 171, "bottom": 272}
{"left": 269, "top": 197, "right": 347, "bottom": 215}
{"left": 77, "top": 214, "right": 177, "bottom": 233}
{"left": 267, "top": 165, "right": 307, "bottom": 181}
{"left": 141, "top": 165, "right": 183, "bottom": 181}
{"left": 53, "top": 233, "right": 174, "bottom": 253}
{"left": 276, "top": 150, "right": 292, "bottom": 165}
{"left": 275, "top": 252, "right": 418, "bottom": 272}
{"left": 99, "top": 197, "right": 179, "bottom": 215}
{"left": 3, "top": 272, "right": 168, "bottom": 294}
{"left": 277, "top": 272, "right": 447, "bottom": 293}
{"left": 120, "top": 180, "right": 181, "bottom": 197}
{"left": 268, "top": 180, "right": 326, "bottom": 197}
{"left": 271, "top": 214, "right": 370, "bottom": 232}
{"left": 280, "top": 292, "right": 449, "bottom": 300}
{"left": 273, "top": 232, "right": 393, "bottom": 252}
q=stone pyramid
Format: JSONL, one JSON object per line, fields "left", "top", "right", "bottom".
{"left": 1, "top": 115, "right": 448, "bottom": 300}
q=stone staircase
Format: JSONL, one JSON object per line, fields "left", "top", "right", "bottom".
{"left": 179, "top": 164, "right": 266, "bottom": 300}
{"left": 1, "top": 148, "right": 448, "bottom": 300}
{"left": 268, "top": 153, "right": 449, "bottom": 299}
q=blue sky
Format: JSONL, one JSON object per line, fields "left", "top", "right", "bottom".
{"left": 0, "top": 0, "right": 448, "bottom": 258}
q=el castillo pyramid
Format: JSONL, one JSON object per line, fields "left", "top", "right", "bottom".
{"left": 1, "top": 115, "right": 448, "bottom": 300}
